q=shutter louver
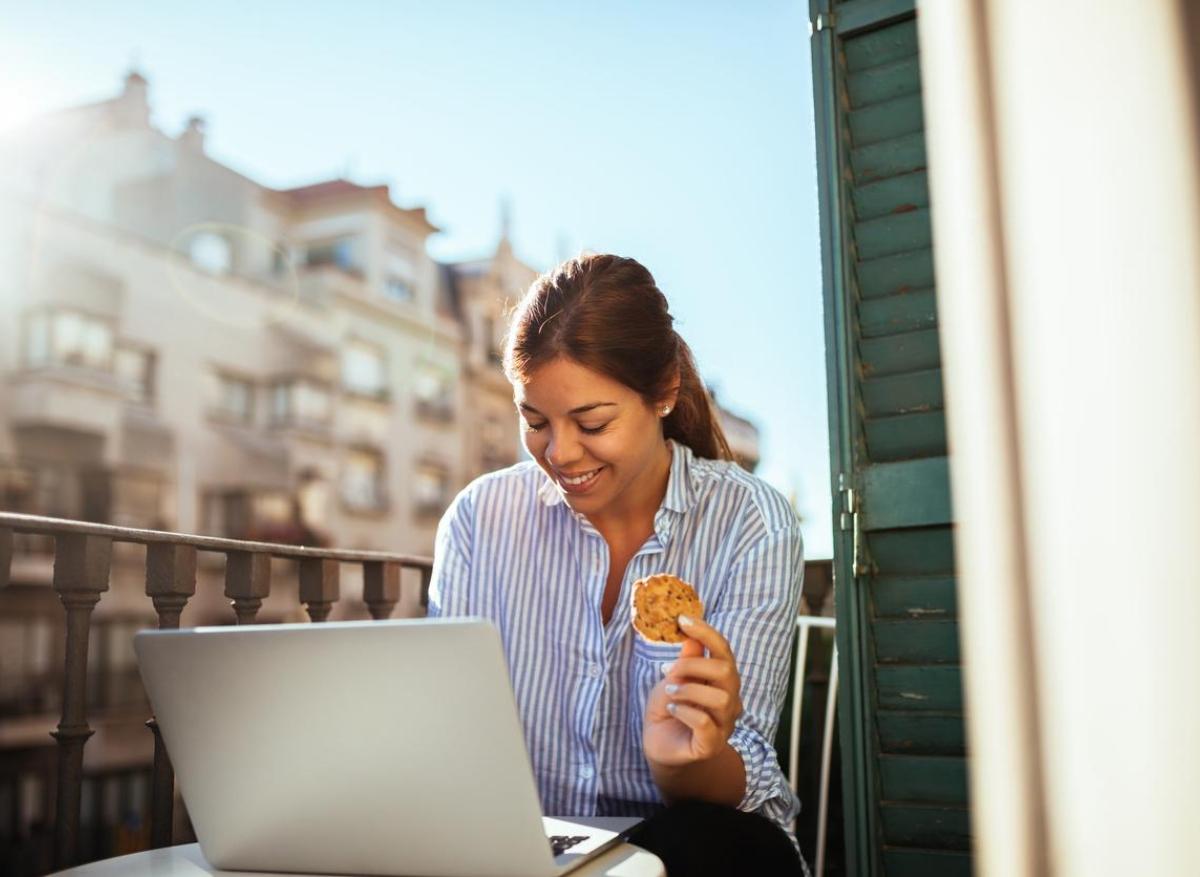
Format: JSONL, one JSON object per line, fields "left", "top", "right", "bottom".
{"left": 814, "top": 3, "right": 974, "bottom": 874}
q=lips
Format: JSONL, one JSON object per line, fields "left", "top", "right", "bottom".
{"left": 556, "top": 466, "right": 604, "bottom": 494}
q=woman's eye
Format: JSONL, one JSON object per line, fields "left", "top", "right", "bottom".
{"left": 579, "top": 423, "right": 610, "bottom": 435}
{"left": 523, "top": 421, "right": 547, "bottom": 433}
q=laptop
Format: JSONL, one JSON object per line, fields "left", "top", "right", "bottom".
{"left": 134, "top": 617, "right": 641, "bottom": 876}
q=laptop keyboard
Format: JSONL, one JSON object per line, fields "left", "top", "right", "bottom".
{"left": 549, "top": 834, "right": 590, "bottom": 857}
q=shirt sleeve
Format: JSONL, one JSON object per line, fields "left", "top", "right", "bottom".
{"left": 710, "top": 517, "right": 805, "bottom": 823}
{"left": 426, "top": 487, "right": 475, "bottom": 618}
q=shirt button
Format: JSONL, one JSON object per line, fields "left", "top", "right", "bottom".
{"left": 587, "top": 663, "right": 602, "bottom": 678}
{"left": 579, "top": 765, "right": 595, "bottom": 780}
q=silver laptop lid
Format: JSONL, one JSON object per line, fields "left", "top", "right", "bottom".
{"left": 135, "top": 618, "right": 562, "bottom": 877}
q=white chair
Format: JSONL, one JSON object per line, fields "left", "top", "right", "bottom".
{"left": 787, "top": 615, "right": 838, "bottom": 877}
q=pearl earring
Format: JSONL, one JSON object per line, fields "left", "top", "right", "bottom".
{"left": 661, "top": 406, "right": 671, "bottom": 416}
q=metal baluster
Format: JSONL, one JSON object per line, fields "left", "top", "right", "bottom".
{"left": 815, "top": 645, "right": 839, "bottom": 877}
{"left": 362, "top": 561, "right": 400, "bottom": 620}
{"left": 225, "top": 551, "right": 271, "bottom": 624}
{"left": 87, "top": 774, "right": 104, "bottom": 861}
{"left": 788, "top": 621, "right": 813, "bottom": 793}
{"left": 51, "top": 532, "right": 111, "bottom": 870}
{"left": 95, "top": 621, "right": 112, "bottom": 712}
{"left": 419, "top": 565, "right": 432, "bottom": 609}
{"left": 0, "top": 526, "right": 12, "bottom": 589}
{"left": 144, "top": 542, "right": 196, "bottom": 849}
{"left": 299, "top": 557, "right": 339, "bottom": 622}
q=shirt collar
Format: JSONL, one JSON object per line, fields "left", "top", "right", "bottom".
{"left": 536, "top": 439, "right": 698, "bottom": 516}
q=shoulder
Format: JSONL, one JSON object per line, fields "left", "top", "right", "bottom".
{"left": 689, "top": 455, "right": 802, "bottom": 540}
{"left": 443, "top": 460, "right": 545, "bottom": 522}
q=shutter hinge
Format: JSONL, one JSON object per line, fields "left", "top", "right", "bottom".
{"left": 811, "top": 11, "right": 836, "bottom": 35}
{"left": 838, "top": 474, "right": 867, "bottom": 577}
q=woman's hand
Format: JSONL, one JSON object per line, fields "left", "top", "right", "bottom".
{"left": 642, "top": 615, "right": 744, "bottom": 767}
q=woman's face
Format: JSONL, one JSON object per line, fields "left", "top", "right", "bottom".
{"left": 514, "top": 356, "right": 673, "bottom": 521}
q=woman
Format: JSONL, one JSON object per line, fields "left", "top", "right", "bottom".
{"left": 428, "top": 254, "right": 808, "bottom": 875}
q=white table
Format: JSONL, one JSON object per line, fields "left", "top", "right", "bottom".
{"left": 49, "top": 835, "right": 666, "bottom": 877}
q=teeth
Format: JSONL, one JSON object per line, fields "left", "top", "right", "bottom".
{"left": 562, "top": 469, "right": 599, "bottom": 486}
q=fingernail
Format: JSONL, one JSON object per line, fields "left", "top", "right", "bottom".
{"left": 661, "top": 662, "right": 674, "bottom": 675}
{"left": 667, "top": 702, "right": 678, "bottom": 715}
{"left": 665, "top": 683, "right": 680, "bottom": 695}
{"left": 678, "top": 614, "right": 695, "bottom": 627}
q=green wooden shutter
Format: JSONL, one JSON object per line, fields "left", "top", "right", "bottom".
{"left": 810, "top": 1, "right": 973, "bottom": 874}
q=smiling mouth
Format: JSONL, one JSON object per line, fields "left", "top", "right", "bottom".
{"left": 557, "top": 467, "right": 604, "bottom": 491}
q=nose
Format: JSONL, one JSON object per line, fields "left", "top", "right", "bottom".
{"left": 545, "top": 428, "right": 582, "bottom": 469}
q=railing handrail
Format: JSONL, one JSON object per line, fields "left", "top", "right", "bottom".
{"left": 0, "top": 509, "right": 435, "bottom": 870}
{"left": 790, "top": 613, "right": 838, "bottom": 877}
{"left": 0, "top": 511, "right": 432, "bottom": 569}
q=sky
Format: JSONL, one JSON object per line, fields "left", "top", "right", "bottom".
{"left": 0, "top": 0, "right": 834, "bottom": 558}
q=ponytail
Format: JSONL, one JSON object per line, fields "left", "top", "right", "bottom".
{"left": 663, "top": 335, "right": 735, "bottom": 461}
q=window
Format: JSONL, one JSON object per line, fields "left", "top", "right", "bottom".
{"left": 384, "top": 275, "right": 413, "bottom": 303}
{"left": 482, "top": 315, "right": 503, "bottom": 365}
{"left": 24, "top": 309, "right": 114, "bottom": 371}
{"left": 111, "top": 469, "right": 165, "bottom": 529}
{"left": 206, "top": 370, "right": 256, "bottom": 423}
{"left": 413, "top": 362, "right": 453, "bottom": 421}
{"left": 271, "top": 379, "right": 331, "bottom": 427}
{"left": 413, "top": 461, "right": 450, "bottom": 516}
{"left": 384, "top": 249, "right": 415, "bottom": 302}
{"left": 114, "top": 345, "right": 155, "bottom": 403}
{"left": 305, "top": 236, "right": 360, "bottom": 273}
{"left": 0, "top": 462, "right": 34, "bottom": 513}
{"left": 24, "top": 312, "right": 49, "bottom": 367}
{"left": 342, "top": 341, "right": 388, "bottom": 399}
{"left": 253, "top": 493, "right": 292, "bottom": 526}
{"left": 203, "top": 489, "right": 291, "bottom": 539}
{"left": 342, "top": 448, "right": 387, "bottom": 512}
{"left": 58, "top": 312, "right": 113, "bottom": 369}
{"left": 482, "top": 415, "right": 516, "bottom": 469}
{"left": 189, "top": 231, "right": 232, "bottom": 275}
{"left": 297, "top": 474, "right": 330, "bottom": 530}
{"left": 271, "top": 241, "right": 292, "bottom": 276}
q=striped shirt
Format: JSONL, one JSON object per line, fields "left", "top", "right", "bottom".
{"left": 428, "top": 440, "right": 805, "bottom": 844}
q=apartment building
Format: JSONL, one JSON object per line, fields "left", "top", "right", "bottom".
{"left": 0, "top": 70, "right": 761, "bottom": 612}
{"left": 0, "top": 71, "right": 528, "bottom": 566}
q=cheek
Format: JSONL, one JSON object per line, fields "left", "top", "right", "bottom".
{"left": 585, "top": 432, "right": 630, "bottom": 464}
{"left": 522, "top": 430, "right": 547, "bottom": 459}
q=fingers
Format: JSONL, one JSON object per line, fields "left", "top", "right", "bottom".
{"left": 663, "top": 656, "right": 738, "bottom": 688}
{"left": 664, "top": 702, "right": 724, "bottom": 755}
{"left": 677, "top": 638, "right": 704, "bottom": 661}
{"left": 664, "top": 681, "right": 737, "bottom": 717}
{"left": 677, "top": 614, "right": 733, "bottom": 661}
{"left": 643, "top": 683, "right": 673, "bottom": 722}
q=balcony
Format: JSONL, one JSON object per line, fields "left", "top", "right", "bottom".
{"left": 267, "top": 379, "right": 334, "bottom": 444}
{"left": 0, "top": 509, "right": 839, "bottom": 877}
{"left": 296, "top": 263, "right": 363, "bottom": 309}
{"left": 0, "top": 511, "right": 434, "bottom": 875}
{"left": 6, "top": 367, "right": 125, "bottom": 445}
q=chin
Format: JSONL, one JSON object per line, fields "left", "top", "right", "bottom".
{"left": 567, "top": 486, "right": 615, "bottom": 514}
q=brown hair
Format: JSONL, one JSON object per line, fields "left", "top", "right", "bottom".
{"left": 504, "top": 253, "right": 734, "bottom": 461}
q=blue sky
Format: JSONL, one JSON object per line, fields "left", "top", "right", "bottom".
{"left": 0, "top": 0, "right": 833, "bottom": 558}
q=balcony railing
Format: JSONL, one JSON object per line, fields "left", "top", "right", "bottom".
{"left": 0, "top": 510, "right": 433, "bottom": 872}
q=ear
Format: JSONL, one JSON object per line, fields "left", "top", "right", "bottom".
{"left": 657, "top": 367, "right": 681, "bottom": 415}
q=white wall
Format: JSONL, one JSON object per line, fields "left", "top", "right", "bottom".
{"left": 920, "top": 2, "right": 1200, "bottom": 874}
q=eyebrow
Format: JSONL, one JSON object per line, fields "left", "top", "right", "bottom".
{"left": 518, "top": 401, "right": 618, "bottom": 416}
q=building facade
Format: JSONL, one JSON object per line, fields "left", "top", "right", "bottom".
{"left": 0, "top": 68, "right": 763, "bottom": 630}
{"left": 0, "top": 72, "right": 533, "bottom": 573}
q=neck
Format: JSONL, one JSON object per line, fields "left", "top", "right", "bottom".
{"left": 586, "top": 440, "right": 673, "bottom": 542}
